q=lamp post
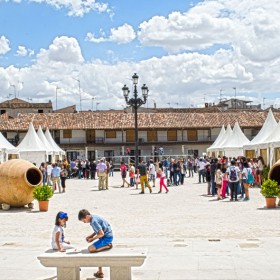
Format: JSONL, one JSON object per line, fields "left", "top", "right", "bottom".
{"left": 122, "top": 73, "right": 149, "bottom": 169}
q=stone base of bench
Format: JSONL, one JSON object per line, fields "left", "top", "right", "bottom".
{"left": 38, "top": 248, "right": 146, "bottom": 280}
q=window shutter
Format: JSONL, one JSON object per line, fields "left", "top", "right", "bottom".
{"left": 63, "top": 130, "right": 72, "bottom": 138}
{"left": 187, "top": 130, "right": 197, "bottom": 141}
{"left": 106, "top": 130, "right": 117, "bottom": 138}
{"left": 147, "top": 131, "right": 157, "bottom": 142}
{"left": 167, "top": 130, "right": 177, "bottom": 141}
{"left": 126, "top": 130, "right": 135, "bottom": 142}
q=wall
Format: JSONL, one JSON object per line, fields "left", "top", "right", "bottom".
{"left": 60, "top": 130, "right": 86, "bottom": 144}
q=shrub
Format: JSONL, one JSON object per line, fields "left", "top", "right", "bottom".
{"left": 33, "top": 185, "right": 53, "bottom": 201}
{"left": 260, "top": 179, "right": 280, "bottom": 198}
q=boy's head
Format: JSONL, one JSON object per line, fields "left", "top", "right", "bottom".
{"left": 78, "top": 209, "right": 91, "bottom": 223}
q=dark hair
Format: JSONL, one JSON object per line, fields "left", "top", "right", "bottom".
{"left": 217, "top": 163, "right": 222, "bottom": 170}
{"left": 159, "top": 162, "right": 163, "bottom": 169}
{"left": 258, "top": 156, "right": 265, "bottom": 165}
{"left": 231, "top": 160, "right": 235, "bottom": 165}
{"left": 243, "top": 162, "right": 249, "bottom": 168}
{"left": 78, "top": 209, "right": 90, "bottom": 220}
{"left": 55, "top": 211, "right": 68, "bottom": 226}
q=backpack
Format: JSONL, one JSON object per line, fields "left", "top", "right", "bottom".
{"left": 229, "top": 166, "right": 238, "bottom": 181}
{"left": 246, "top": 168, "right": 254, "bottom": 184}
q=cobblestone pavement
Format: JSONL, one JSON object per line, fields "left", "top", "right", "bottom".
{"left": 0, "top": 173, "right": 280, "bottom": 280}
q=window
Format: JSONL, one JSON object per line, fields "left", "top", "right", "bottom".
{"left": 187, "top": 130, "right": 197, "bottom": 141}
{"left": 167, "top": 130, "right": 177, "bottom": 141}
{"left": 38, "top": 109, "right": 43, "bottom": 113}
{"left": 106, "top": 130, "right": 117, "bottom": 138}
{"left": 0, "top": 110, "right": 6, "bottom": 115}
{"left": 147, "top": 131, "right": 157, "bottom": 142}
{"left": 63, "top": 130, "right": 72, "bottom": 138}
{"left": 126, "top": 130, "right": 135, "bottom": 142}
{"left": 86, "top": 130, "right": 95, "bottom": 144}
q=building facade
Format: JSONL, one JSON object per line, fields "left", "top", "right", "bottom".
{"left": 0, "top": 107, "right": 278, "bottom": 161}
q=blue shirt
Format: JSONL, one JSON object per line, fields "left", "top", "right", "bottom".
{"left": 51, "top": 166, "right": 61, "bottom": 177}
{"left": 90, "top": 214, "right": 113, "bottom": 238}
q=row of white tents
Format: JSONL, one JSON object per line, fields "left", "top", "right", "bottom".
{"left": 207, "top": 109, "right": 280, "bottom": 166}
{"left": 0, "top": 123, "right": 65, "bottom": 166}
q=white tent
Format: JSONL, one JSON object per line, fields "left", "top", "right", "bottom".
{"left": 207, "top": 125, "right": 225, "bottom": 156}
{"left": 17, "top": 123, "right": 47, "bottom": 166}
{"left": 0, "top": 132, "right": 20, "bottom": 163}
{"left": 213, "top": 124, "right": 233, "bottom": 157}
{"left": 243, "top": 109, "right": 277, "bottom": 162}
{"left": 258, "top": 121, "right": 280, "bottom": 166}
{"left": 222, "top": 122, "right": 250, "bottom": 157}
{"left": 44, "top": 128, "right": 65, "bottom": 161}
{"left": 37, "top": 126, "right": 55, "bottom": 162}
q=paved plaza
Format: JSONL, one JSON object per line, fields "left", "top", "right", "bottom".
{"left": 0, "top": 173, "right": 280, "bottom": 280}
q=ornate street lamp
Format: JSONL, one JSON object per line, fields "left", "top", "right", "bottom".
{"left": 122, "top": 73, "right": 149, "bottom": 169}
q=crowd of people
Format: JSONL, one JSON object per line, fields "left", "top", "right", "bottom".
{"left": 198, "top": 155, "right": 266, "bottom": 201}
{"left": 39, "top": 154, "right": 268, "bottom": 202}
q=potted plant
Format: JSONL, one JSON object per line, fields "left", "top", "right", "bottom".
{"left": 260, "top": 179, "right": 280, "bottom": 208}
{"left": 33, "top": 185, "right": 53, "bottom": 211}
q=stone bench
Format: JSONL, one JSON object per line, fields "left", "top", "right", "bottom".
{"left": 38, "top": 248, "right": 146, "bottom": 280}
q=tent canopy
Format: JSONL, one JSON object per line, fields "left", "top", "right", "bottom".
{"left": 37, "top": 125, "right": 54, "bottom": 154}
{"left": 243, "top": 109, "right": 277, "bottom": 150}
{"left": 0, "top": 132, "right": 19, "bottom": 154}
{"left": 17, "top": 123, "right": 47, "bottom": 152}
{"left": 207, "top": 125, "right": 225, "bottom": 152}
{"left": 44, "top": 128, "right": 65, "bottom": 155}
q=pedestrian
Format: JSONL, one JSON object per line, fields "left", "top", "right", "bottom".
{"left": 242, "top": 161, "right": 254, "bottom": 201}
{"left": 156, "top": 161, "right": 169, "bottom": 193}
{"left": 215, "top": 163, "right": 223, "bottom": 200}
{"left": 51, "top": 212, "right": 72, "bottom": 252}
{"left": 120, "top": 161, "right": 130, "bottom": 188}
{"left": 137, "top": 158, "right": 152, "bottom": 194}
{"left": 109, "top": 161, "right": 114, "bottom": 177}
{"left": 90, "top": 160, "right": 97, "bottom": 180}
{"left": 51, "top": 163, "right": 61, "bottom": 193}
{"left": 78, "top": 209, "right": 113, "bottom": 279}
{"left": 149, "top": 160, "right": 156, "bottom": 187}
{"left": 46, "top": 162, "right": 53, "bottom": 186}
{"left": 226, "top": 160, "right": 241, "bottom": 201}
{"left": 128, "top": 163, "right": 135, "bottom": 187}
{"left": 39, "top": 162, "right": 47, "bottom": 186}
{"left": 60, "top": 164, "right": 68, "bottom": 193}
{"left": 198, "top": 158, "right": 206, "bottom": 183}
{"left": 205, "top": 162, "right": 211, "bottom": 195}
{"left": 96, "top": 159, "right": 107, "bottom": 190}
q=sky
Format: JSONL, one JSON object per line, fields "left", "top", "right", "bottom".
{"left": 1, "top": 0, "right": 280, "bottom": 111}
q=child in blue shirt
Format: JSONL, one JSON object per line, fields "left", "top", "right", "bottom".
{"left": 78, "top": 209, "right": 113, "bottom": 279}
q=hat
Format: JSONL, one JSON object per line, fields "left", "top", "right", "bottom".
{"left": 205, "top": 162, "right": 210, "bottom": 166}
{"left": 58, "top": 212, "right": 68, "bottom": 219}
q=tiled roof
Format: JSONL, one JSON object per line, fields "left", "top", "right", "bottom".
{"left": 0, "top": 109, "right": 279, "bottom": 131}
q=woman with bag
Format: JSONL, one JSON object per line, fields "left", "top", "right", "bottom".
{"left": 242, "top": 162, "right": 253, "bottom": 201}
{"left": 215, "top": 163, "right": 223, "bottom": 200}
{"left": 120, "top": 161, "right": 130, "bottom": 188}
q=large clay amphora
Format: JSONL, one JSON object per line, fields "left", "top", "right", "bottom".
{"left": 0, "top": 159, "right": 42, "bottom": 207}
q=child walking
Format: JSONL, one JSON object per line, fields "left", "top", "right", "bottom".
{"left": 51, "top": 211, "right": 72, "bottom": 252}
{"left": 156, "top": 162, "right": 169, "bottom": 193}
{"left": 78, "top": 209, "right": 113, "bottom": 279}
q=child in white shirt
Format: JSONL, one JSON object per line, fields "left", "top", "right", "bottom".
{"left": 51, "top": 211, "right": 72, "bottom": 252}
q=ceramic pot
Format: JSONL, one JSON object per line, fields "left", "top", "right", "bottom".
{"left": 0, "top": 159, "right": 42, "bottom": 207}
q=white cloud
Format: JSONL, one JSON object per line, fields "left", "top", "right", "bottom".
{"left": 0, "top": 35, "right": 11, "bottom": 55}
{"left": 29, "top": 0, "right": 111, "bottom": 17}
{"left": 86, "top": 23, "right": 136, "bottom": 44}
{"left": 16, "top": 45, "right": 35, "bottom": 57}
{"left": 37, "top": 36, "right": 84, "bottom": 64}
{"left": 138, "top": 0, "right": 280, "bottom": 64}
{"left": 1, "top": 0, "right": 280, "bottom": 110}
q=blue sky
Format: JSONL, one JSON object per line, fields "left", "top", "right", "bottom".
{"left": 0, "top": 0, "right": 280, "bottom": 110}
